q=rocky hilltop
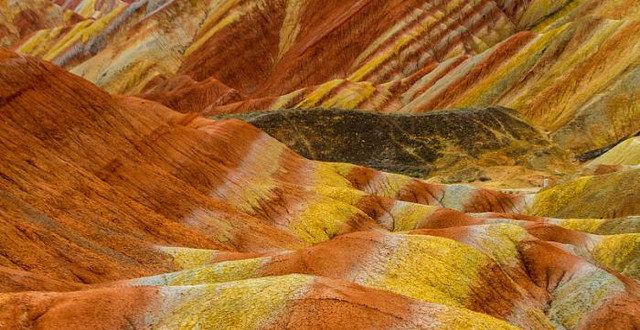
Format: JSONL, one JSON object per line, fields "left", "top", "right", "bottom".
{"left": 225, "top": 107, "right": 573, "bottom": 184}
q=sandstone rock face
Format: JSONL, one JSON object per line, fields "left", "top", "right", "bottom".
{"left": 1, "top": 1, "right": 640, "bottom": 329}
{"left": 1, "top": 46, "right": 640, "bottom": 330}
{"left": 7, "top": 0, "right": 640, "bottom": 154}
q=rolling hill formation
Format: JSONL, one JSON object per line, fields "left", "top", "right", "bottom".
{"left": 1, "top": 1, "right": 640, "bottom": 329}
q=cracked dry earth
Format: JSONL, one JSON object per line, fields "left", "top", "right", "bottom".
{"left": 1, "top": 0, "right": 640, "bottom": 329}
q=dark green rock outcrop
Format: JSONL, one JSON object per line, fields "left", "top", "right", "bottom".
{"left": 213, "top": 107, "right": 572, "bottom": 178}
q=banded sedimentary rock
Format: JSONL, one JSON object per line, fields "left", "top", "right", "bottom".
{"left": 0, "top": 0, "right": 70, "bottom": 47}
{"left": 8, "top": 0, "right": 640, "bottom": 154}
{"left": 1, "top": 47, "right": 640, "bottom": 328}
{"left": 0, "top": 49, "right": 526, "bottom": 281}
{"left": 12, "top": 0, "right": 530, "bottom": 94}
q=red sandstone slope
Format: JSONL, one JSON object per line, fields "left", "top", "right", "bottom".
{"left": 0, "top": 48, "right": 527, "bottom": 284}
{"left": 7, "top": 0, "right": 639, "bottom": 156}
{"left": 9, "top": 0, "right": 534, "bottom": 96}
{"left": 2, "top": 47, "right": 640, "bottom": 328}
{"left": 0, "top": 49, "right": 304, "bottom": 284}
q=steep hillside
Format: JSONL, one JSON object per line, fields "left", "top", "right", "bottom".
{"left": 10, "top": 0, "right": 533, "bottom": 94}
{"left": 6, "top": 0, "right": 640, "bottom": 155}
{"left": 0, "top": 0, "right": 68, "bottom": 47}
{"left": 2, "top": 1, "right": 640, "bottom": 328}
{"left": 1, "top": 47, "right": 640, "bottom": 328}
{"left": 0, "top": 48, "right": 533, "bottom": 281}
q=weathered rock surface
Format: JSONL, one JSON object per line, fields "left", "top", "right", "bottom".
{"left": 6, "top": 0, "right": 640, "bottom": 154}
{"left": 225, "top": 107, "right": 573, "bottom": 180}
{"left": 0, "top": 48, "right": 639, "bottom": 330}
{"left": 1, "top": 0, "right": 640, "bottom": 328}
